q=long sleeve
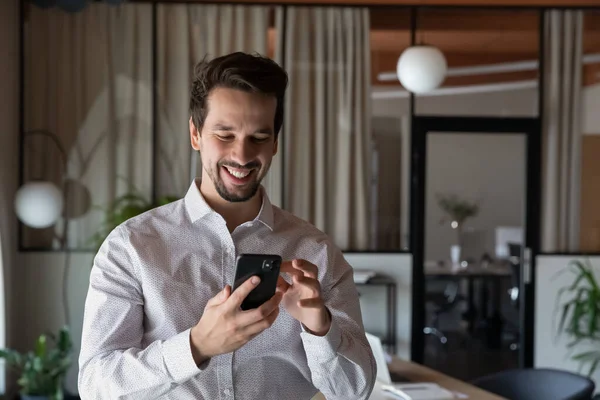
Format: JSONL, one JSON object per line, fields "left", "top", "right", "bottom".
{"left": 78, "top": 226, "right": 203, "bottom": 400}
{"left": 300, "top": 245, "right": 377, "bottom": 400}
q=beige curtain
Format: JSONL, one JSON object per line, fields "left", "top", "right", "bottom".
{"left": 276, "top": 6, "right": 371, "bottom": 250}
{"left": 541, "top": 10, "right": 583, "bottom": 253}
{"left": 156, "top": 4, "right": 273, "bottom": 199}
{"left": 24, "top": 4, "right": 153, "bottom": 250}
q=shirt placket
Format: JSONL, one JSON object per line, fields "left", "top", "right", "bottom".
{"left": 219, "top": 227, "right": 236, "bottom": 400}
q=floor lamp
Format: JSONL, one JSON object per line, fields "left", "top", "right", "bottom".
{"left": 14, "top": 130, "right": 88, "bottom": 328}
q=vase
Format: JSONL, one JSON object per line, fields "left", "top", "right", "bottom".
{"left": 450, "top": 245, "right": 461, "bottom": 265}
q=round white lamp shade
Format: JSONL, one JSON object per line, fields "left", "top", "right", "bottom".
{"left": 14, "top": 181, "right": 64, "bottom": 228}
{"left": 396, "top": 45, "right": 448, "bottom": 94}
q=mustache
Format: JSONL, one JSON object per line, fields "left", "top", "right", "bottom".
{"left": 219, "top": 160, "right": 261, "bottom": 170}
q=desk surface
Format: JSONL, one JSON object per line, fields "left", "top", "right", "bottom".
{"left": 425, "top": 262, "right": 511, "bottom": 278}
{"left": 312, "top": 357, "right": 507, "bottom": 400}
{"left": 369, "top": 357, "right": 507, "bottom": 399}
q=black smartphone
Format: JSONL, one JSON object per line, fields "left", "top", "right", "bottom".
{"left": 232, "top": 253, "right": 282, "bottom": 311}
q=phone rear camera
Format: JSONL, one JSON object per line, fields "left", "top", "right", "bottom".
{"left": 262, "top": 260, "right": 273, "bottom": 271}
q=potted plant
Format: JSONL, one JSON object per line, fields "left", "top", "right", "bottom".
{"left": 436, "top": 193, "right": 479, "bottom": 263}
{"left": 554, "top": 259, "right": 600, "bottom": 377}
{"left": 0, "top": 327, "right": 73, "bottom": 400}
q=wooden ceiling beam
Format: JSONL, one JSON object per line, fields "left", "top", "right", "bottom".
{"left": 369, "top": 8, "right": 540, "bottom": 31}
{"left": 154, "top": 0, "right": 600, "bottom": 7}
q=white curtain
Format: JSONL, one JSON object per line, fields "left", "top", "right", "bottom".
{"left": 277, "top": 6, "right": 371, "bottom": 250}
{"left": 156, "top": 4, "right": 273, "bottom": 199}
{"left": 24, "top": 4, "right": 153, "bottom": 250}
{"left": 541, "top": 10, "right": 584, "bottom": 253}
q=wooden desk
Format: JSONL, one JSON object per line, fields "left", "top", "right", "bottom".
{"left": 370, "top": 357, "right": 507, "bottom": 399}
{"left": 425, "top": 262, "right": 511, "bottom": 278}
{"left": 312, "top": 357, "right": 507, "bottom": 400}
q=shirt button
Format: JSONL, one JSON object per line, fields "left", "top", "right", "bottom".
{"left": 223, "top": 388, "right": 231, "bottom": 396}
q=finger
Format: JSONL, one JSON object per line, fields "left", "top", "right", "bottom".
{"left": 237, "top": 291, "right": 283, "bottom": 327}
{"left": 243, "top": 306, "right": 281, "bottom": 337}
{"left": 226, "top": 276, "right": 260, "bottom": 310}
{"left": 277, "top": 276, "right": 290, "bottom": 293}
{"left": 293, "top": 275, "right": 321, "bottom": 298}
{"left": 298, "top": 297, "right": 324, "bottom": 308}
{"left": 292, "top": 259, "right": 318, "bottom": 279}
{"left": 206, "top": 285, "right": 231, "bottom": 307}
{"left": 280, "top": 260, "right": 295, "bottom": 274}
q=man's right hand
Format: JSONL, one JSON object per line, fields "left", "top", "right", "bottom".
{"left": 190, "top": 276, "right": 283, "bottom": 366}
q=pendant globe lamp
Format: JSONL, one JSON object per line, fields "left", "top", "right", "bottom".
{"left": 396, "top": 44, "right": 447, "bottom": 94}
{"left": 397, "top": 7, "right": 447, "bottom": 93}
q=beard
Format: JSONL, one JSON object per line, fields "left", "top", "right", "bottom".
{"left": 208, "top": 159, "right": 269, "bottom": 203}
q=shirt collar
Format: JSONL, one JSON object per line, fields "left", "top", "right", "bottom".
{"left": 184, "top": 179, "right": 274, "bottom": 230}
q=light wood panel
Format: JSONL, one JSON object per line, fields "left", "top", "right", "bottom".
{"left": 580, "top": 135, "right": 600, "bottom": 252}
{"left": 384, "top": 357, "right": 507, "bottom": 400}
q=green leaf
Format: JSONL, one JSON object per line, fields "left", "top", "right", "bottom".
{"left": 35, "top": 335, "right": 47, "bottom": 358}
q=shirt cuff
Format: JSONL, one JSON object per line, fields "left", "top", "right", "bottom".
{"left": 163, "top": 328, "right": 208, "bottom": 382}
{"left": 300, "top": 315, "right": 342, "bottom": 363}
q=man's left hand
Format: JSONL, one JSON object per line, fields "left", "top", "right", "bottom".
{"left": 279, "top": 259, "right": 331, "bottom": 336}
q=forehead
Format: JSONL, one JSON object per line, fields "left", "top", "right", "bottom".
{"left": 205, "top": 87, "right": 277, "bottom": 127}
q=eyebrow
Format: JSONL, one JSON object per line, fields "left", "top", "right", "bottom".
{"left": 212, "top": 123, "right": 273, "bottom": 135}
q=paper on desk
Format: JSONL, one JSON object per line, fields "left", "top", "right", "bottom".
{"left": 381, "top": 382, "right": 454, "bottom": 400}
{"left": 452, "top": 391, "right": 469, "bottom": 399}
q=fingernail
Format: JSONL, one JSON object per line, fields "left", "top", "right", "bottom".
{"left": 251, "top": 276, "right": 260, "bottom": 284}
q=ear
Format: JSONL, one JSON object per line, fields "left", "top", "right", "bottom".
{"left": 190, "top": 117, "right": 201, "bottom": 151}
{"left": 272, "top": 137, "right": 278, "bottom": 156}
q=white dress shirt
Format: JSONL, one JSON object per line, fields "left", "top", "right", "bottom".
{"left": 78, "top": 179, "right": 376, "bottom": 400}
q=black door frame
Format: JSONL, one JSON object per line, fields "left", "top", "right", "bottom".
{"left": 409, "top": 116, "right": 541, "bottom": 369}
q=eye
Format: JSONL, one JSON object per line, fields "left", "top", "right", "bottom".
{"left": 216, "top": 134, "right": 234, "bottom": 141}
{"left": 252, "top": 136, "right": 271, "bottom": 143}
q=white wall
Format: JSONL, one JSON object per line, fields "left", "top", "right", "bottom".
{"left": 372, "top": 86, "right": 538, "bottom": 118}
{"left": 0, "top": 0, "right": 19, "bottom": 394}
{"left": 583, "top": 83, "right": 600, "bottom": 134}
{"left": 343, "top": 253, "right": 412, "bottom": 360}
{"left": 425, "top": 133, "right": 526, "bottom": 262}
{"left": 535, "top": 255, "right": 600, "bottom": 392}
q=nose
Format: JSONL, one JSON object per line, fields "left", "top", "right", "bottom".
{"left": 230, "top": 138, "right": 258, "bottom": 166}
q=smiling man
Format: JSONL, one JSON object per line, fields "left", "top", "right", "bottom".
{"left": 78, "top": 52, "right": 376, "bottom": 400}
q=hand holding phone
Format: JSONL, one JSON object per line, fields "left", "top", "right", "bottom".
{"left": 189, "top": 260, "right": 283, "bottom": 366}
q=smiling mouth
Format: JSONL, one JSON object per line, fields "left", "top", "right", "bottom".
{"left": 222, "top": 165, "right": 256, "bottom": 183}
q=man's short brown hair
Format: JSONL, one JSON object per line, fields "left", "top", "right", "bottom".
{"left": 189, "top": 52, "right": 289, "bottom": 138}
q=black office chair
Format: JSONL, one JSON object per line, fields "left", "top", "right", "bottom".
{"left": 471, "top": 368, "right": 596, "bottom": 400}
{"left": 507, "top": 243, "right": 522, "bottom": 307}
{"left": 505, "top": 243, "right": 522, "bottom": 350}
{"left": 423, "top": 280, "right": 464, "bottom": 346}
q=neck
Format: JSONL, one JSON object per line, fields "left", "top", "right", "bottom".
{"left": 197, "top": 179, "right": 262, "bottom": 232}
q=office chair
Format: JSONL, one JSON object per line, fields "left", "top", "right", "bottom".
{"left": 505, "top": 242, "right": 522, "bottom": 350}
{"left": 471, "top": 368, "right": 596, "bottom": 400}
{"left": 423, "top": 280, "right": 464, "bottom": 346}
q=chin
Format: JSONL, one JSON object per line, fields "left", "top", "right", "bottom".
{"left": 217, "top": 184, "right": 260, "bottom": 203}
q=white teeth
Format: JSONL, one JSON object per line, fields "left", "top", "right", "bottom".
{"left": 225, "top": 166, "right": 250, "bottom": 179}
